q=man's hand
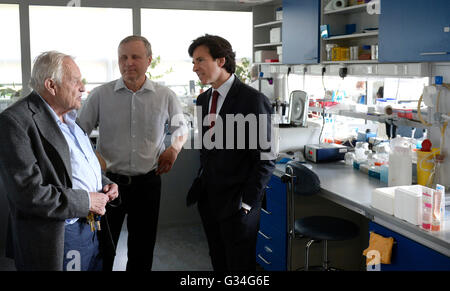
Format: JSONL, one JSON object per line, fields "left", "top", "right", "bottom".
{"left": 156, "top": 134, "right": 187, "bottom": 175}
{"left": 103, "top": 183, "right": 119, "bottom": 202}
{"left": 156, "top": 146, "right": 179, "bottom": 175}
{"left": 89, "top": 192, "right": 109, "bottom": 215}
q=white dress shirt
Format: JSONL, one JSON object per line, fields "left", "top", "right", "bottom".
{"left": 78, "top": 77, "right": 188, "bottom": 176}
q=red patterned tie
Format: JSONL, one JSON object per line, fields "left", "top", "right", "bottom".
{"left": 209, "top": 90, "right": 219, "bottom": 128}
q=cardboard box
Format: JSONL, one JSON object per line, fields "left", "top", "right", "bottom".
{"left": 270, "top": 27, "right": 281, "bottom": 43}
{"left": 255, "top": 50, "right": 278, "bottom": 63}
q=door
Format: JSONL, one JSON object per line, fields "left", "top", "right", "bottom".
{"left": 379, "top": 0, "right": 450, "bottom": 62}
{"left": 282, "top": 0, "right": 321, "bottom": 64}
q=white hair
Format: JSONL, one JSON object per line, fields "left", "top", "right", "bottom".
{"left": 29, "top": 51, "right": 73, "bottom": 93}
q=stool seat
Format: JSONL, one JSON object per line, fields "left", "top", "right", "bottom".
{"left": 295, "top": 216, "right": 359, "bottom": 241}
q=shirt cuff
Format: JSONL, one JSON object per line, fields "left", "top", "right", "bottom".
{"left": 241, "top": 202, "right": 251, "bottom": 211}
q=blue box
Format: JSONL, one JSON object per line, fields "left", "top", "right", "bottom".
{"left": 320, "top": 25, "right": 330, "bottom": 39}
{"left": 346, "top": 23, "right": 356, "bottom": 34}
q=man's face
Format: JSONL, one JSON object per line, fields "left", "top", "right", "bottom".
{"left": 192, "top": 45, "right": 224, "bottom": 86}
{"left": 54, "top": 58, "right": 85, "bottom": 112}
{"left": 118, "top": 40, "right": 151, "bottom": 84}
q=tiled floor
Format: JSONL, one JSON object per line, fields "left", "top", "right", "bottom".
{"left": 113, "top": 218, "right": 212, "bottom": 271}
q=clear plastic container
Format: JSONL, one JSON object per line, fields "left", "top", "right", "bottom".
{"left": 388, "top": 137, "right": 412, "bottom": 186}
{"left": 432, "top": 155, "right": 449, "bottom": 191}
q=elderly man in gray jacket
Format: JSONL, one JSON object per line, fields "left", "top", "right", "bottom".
{"left": 0, "top": 51, "right": 118, "bottom": 271}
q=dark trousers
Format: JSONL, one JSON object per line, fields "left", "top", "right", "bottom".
{"left": 63, "top": 219, "right": 102, "bottom": 271}
{"left": 198, "top": 195, "right": 261, "bottom": 271}
{"left": 103, "top": 171, "right": 161, "bottom": 271}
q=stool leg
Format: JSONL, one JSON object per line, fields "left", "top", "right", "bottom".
{"left": 322, "top": 240, "right": 330, "bottom": 271}
{"left": 305, "top": 239, "right": 315, "bottom": 271}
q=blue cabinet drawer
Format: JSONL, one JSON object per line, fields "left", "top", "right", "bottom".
{"left": 260, "top": 204, "right": 286, "bottom": 232}
{"left": 369, "top": 222, "right": 450, "bottom": 271}
{"left": 265, "top": 176, "right": 287, "bottom": 213}
{"left": 256, "top": 229, "right": 287, "bottom": 271}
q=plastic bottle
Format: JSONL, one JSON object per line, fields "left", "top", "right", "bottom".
{"left": 388, "top": 137, "right": 412, "bottom": 186}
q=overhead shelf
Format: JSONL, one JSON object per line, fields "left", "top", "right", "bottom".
{"left": 324, "top": 3, "right": 371, "bottom": 15}
{"left": 254, "top": 20, "right": 282, "bottom": 28}
{"left": 322, "top": 60, "right": 378, "bottom": 64}
{"left": 324, "top": 31, "right": 378, "bottom": 41}
{"left": 254, "top": 42, "right": 283, "bottom": 48}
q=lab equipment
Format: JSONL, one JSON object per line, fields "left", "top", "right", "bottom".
{"left": 304, "top": 143, "right": 348, "bottom": 163}
{"left": 422, "top": 187, "right": 433, "bottom": 231}
{"left": 432, "top": 184, "right": 445, "bottom": 231}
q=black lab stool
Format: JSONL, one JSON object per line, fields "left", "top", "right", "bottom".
{"left": 282, "top": 161, "right": 359, "bottom": 271}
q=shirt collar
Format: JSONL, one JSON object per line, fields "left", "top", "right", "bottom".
{"left": 37, "top": 92, "right": 76, "bottom": 125}
{"left": 114, "top": 76, "right": 155, "bottom": 93}
{"left": 213, "top": 74, "right": 235, "bottom": 98}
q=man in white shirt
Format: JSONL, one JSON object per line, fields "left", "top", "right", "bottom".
{"left": 78, "top": 35, "right": 188, "bottom": 271}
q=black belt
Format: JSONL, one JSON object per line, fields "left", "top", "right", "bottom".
{"left": 107, "top": 170, "right": 157, "bottom": 186}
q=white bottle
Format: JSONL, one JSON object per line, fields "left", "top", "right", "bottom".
{"left": 388, "top": 137, "right": 412, "bottom": 187}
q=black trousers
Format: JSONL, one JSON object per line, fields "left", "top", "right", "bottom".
{"left": 103, "top": 170, "right": 161, "bottom": 271}
{"left": 198, "top": 195, "right": 261, "bottom": 271}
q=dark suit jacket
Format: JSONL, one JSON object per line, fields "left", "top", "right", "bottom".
{"left": 187, "top": 76, "right": 275, "bottom": 220}
{"left": 0, "top": 91, "right": 113, "bottom": 271}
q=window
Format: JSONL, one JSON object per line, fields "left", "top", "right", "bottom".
{"left": 0, "top": 4, "right": 22, "bottom": 102}
{"left": 29, "top": 5, "right": 132, "bottom": 94}
{"left": 141, "top": 9, "right": 252, "bottom": 96}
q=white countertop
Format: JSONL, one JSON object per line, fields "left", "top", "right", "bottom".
{"left": 274, "top": 160, "right": 450, "bottom": 257}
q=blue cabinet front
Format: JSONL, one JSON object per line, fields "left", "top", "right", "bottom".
{"left": 368, "top": 222, "right": 450, "bottom": 271}
{"left": 256, "top": 174, "right": 287, "bottom": 270}
{"left": 379, "top": 0, "right": 450, "bottom": 62}
{"left": 282, "top": 0, "right": 321, "bottom": 64}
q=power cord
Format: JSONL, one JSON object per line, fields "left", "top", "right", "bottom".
{"left": 319, "top": 67, "right": 327, "bottom": 144}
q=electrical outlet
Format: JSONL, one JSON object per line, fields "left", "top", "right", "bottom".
{"left": 444, "top": 26, "right": 450, "bottom": 33}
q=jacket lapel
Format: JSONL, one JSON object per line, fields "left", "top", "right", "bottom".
{"left": 28, "top": 92, "right": 72, "bottom": 180}
{"left": 218, "top": 75, "right": 241, "bottom": 116}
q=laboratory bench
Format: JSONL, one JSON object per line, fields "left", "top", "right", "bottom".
{"left": 257, "top": 160, "right": 450, "bottom": 271}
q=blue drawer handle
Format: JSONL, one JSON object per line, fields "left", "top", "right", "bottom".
{"left": 258, "top": 230, "right": 271, "bottom": 240}
{"left": 261, "top": 208, "right": 272, "bottom": 215}
{"left": 257, "top": 254, "right": 271, "bottom": 265}
{"left": 420, "top": 52, "right": 449, "bottom": 56}
{"left": 264, "top": 246, "right": 273, "bottom": 253}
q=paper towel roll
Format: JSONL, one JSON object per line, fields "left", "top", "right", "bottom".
{"left": 325, "top": 0, "right": 348, "bottom": 11}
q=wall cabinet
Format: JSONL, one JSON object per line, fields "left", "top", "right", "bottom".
{"left": 282, "top": 0, "right": 321, "bottom": 64}
{"left": 256, "top": 174, "right": 288, "bottom": 271}
{"left": 320, "top": 1, "right": 379, "bottom": 64}
{"left": 253, "top": 1, "right": 283, "bottom": 65}
{"left": 379, "top": 0, "right": 450, "bottom": 63}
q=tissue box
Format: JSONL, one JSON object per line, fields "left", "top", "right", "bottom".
{"left": 254, "top": 50, "right": 278, "bottom": 63}
{"left": 371, "top": 187, "right": 396, "bottom": 215}
{"left": 270, "top": 27, "right": 281, "bottom": 43}
{"left": 394, "top": 185, "right": 423, "bottom": 225}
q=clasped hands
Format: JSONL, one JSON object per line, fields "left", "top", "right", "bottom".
{"left": 89, "top": 183, "right": 119, "bottom": 216}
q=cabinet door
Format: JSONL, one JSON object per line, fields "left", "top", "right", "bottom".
{"left": 369, "top": 222, "right": 450, "bottom": 271}
{"left": 282, "top": 0, "right": 321, "bottom": 64}
{"left": 379, "top": 0, "right": 450, "bottom": 62}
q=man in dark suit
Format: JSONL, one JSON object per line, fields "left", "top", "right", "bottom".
{"left": 187, "top": 34, "right": 275, "bottom": 271}
{"left": 0, "top": 51, "right": 118, "bottom": 270}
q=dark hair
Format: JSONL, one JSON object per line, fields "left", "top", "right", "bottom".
{"left": 188, "top": 34, "right": 236, "bottom": 74}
